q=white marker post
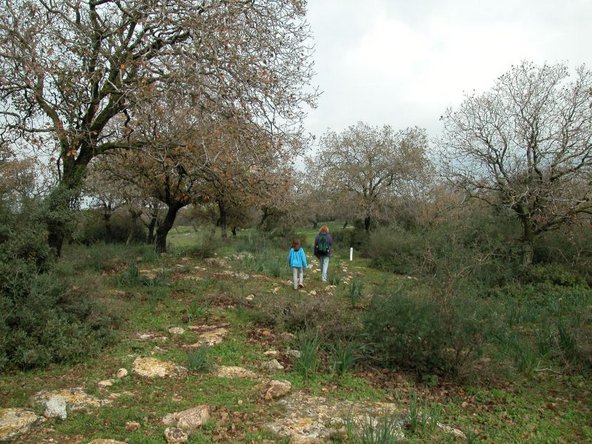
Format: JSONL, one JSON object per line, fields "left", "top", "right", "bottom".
{"left": 350, "top": 247, "right": 353, "bottom": 261}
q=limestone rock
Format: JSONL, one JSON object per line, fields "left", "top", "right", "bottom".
{"left": 213, "top": 366, "right": 258, "bottom": 379}
{"left": 33, "top": 387, "right": 109, "bottom": 410}
{"left": 162, "top": 405, "right": 210, "bottom": 431}
{"left": 164, "top": 426, "right": 188, "bottom": 444}
{"left": 137, "top": 332, "right": 168, "bottom": 342}
{"left": 437, "top": 423, "right": 467, "bottom": 439}
{"left": 115, "top": 368, "right": 128, "bottom": 379}
{"left": 261, "top": 359, "right": 284, "bottom": 371}
{"left": 245, "top": 294, "right": 255, "bottom": 301}
{"left": 286, "top": 349, "right": 301, "bottom": 359}
{"left": 184, "top": 326, "right": 228, "bottom": 348}
{"left": 169, "top": 327, "right": 185, "bottom": 335}
{"left": 88, "top": 440, "right": 127, "bottom": 444}
{"left": 97, "top": 379, "right": 114, "bottom": 388}
{"left": 0, "top": 408, "right": 41, "bottom": 442}
{"left": 267, "top": 392, "right": 405, "bottom": 443}
{"left": 44, "top": 396, "right": 67, "bottom": 419}
{"left": 260, "top": 380, "right": 292, "bottom": 400}
{"left": 125, "top": 421, "right": 141, "bottom": 432}
{"left": 264, "top": 350, "right": 279, "bottom": 357}
{"left": 132, "top": 357, "right": 187, "bottom": 378}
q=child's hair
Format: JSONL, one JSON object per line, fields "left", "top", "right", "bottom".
{"left": 292, "top": 238, "right": 301, "bottom": 249}
{"left": 319, "top": 225, "right": 330, "bottom": 234}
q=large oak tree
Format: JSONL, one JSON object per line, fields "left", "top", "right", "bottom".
{"left": 310, "top": 122, "right": 430, "bottom": 231}
{"left": 0, "top": 0, "right": 316, "bottom": 255}
{"left": 440, "top": 61, "right": 592, "bottom": 265}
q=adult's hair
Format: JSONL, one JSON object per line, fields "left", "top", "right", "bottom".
{"left": 319, "top": 225, "right": 330, "bottom": 234}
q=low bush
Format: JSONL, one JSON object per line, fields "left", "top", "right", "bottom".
{"left": 0, "top": 200, "right": 118, "bottom": 372}
{"left": 252, "top": 293, "right": 362, "bottom": 342}
{"left": 362, "top": 288, "right": 489, "bottom": 377}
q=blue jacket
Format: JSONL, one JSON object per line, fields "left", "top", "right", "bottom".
{"left": 288, "top": 247, "right": 308, "bottom": 268}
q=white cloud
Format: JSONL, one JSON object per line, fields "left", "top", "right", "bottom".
{"left": 304, "top": 0, "right": 592, "bottom": 139}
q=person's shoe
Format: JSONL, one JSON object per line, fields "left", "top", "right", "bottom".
{"left": 298, "top": 283, "right": 304, "bottom": 288}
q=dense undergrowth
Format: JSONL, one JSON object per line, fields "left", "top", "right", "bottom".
{"left": 0, "top": 207, "right": 592, "bottom": 442}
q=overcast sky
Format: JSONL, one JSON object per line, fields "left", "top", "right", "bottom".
{"left": 304, "top": 0, "right": 592, "bottom": 141}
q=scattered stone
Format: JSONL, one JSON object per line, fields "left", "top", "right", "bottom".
{"left": 137, "top": 332, "right": 168, "bottom": 342}
{"left": 107, "top": 391, "right": 134, "bottom": 401}
{"left": 264, "top": 350, "right": 279, "bottom": 357}
{"left": 0, "top": 408, "right": 42, "bottom": 442}
{"left": 261, "top": 359, "right": 284, "bottom": 371}
{"left": 44, "top": 396, "right": 67, "bottom": 420}
{"left": 162, "top": 405, "right": 210, "bottom": 431}
{"left": 260, "top": 380, "right": 292, "bottom": 400}
{"left": 184, "top": 326, "right": 228, "bottom": 348}
{"left": 279, "top": 332, "right": 296, "bottom": 342}
{"left": 33, "top": 388, "right": 110, "bottom": 410}
{"left": 286, "top": 349, "right": 301, "bottom": 359}
{"left": 245, "top": 294, "right": 255, "bottom": 301}
{"left": 437, "top": 423, "right": 467, "bottom": 439}
{"left": 169, "top": 327, "right": 185, "bottom": 335}
{"left": 231, "top": 252, "right": 255, "bottom": 261}
{"left": 164, "top": 426, "right": 189, "bottom": 443}
{"left": 132, "top": 357, "right": 188, "bottom": 378}
{"left": 115, "top": 368, "right": 128, "bottom": 379}
{"left": 204, "top": 257, "right": 228, "bottom": 268}
{"left": 97, "top": 379, "right": 114, "bottom": 388}
{"left": 213, "top": 366, "right": 258, "bottom": 379}
{"left": 309, "top": 290, "right": 318, "bottom": 296}
{"left": 125, "top": 421, "right": 141, "bottom": 432}
{"left": 88, "top": 440, "right": 127, "bottom": 444}
{"left": 267, "top": 393, "right": 405, "bottom": 443}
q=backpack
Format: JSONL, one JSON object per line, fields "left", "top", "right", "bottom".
{"left": 316, "top": 234, "right": 330, "bottom": 255}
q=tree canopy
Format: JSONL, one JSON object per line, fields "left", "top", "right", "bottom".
{"left": 440, "top": 61, "right": 592, "bottom": 264}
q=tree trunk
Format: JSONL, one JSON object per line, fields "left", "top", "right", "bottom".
{"left": 127, "top": 209, "right": 142, "bottom": 245}
{"left": 154, "top": 201, "right": 184, "bottom": 253}
{"left": 101, "top": 202, "right": 114, "bottom": 243}
{"left": 364, "top": 215, "right": 371, "bottom": 232}
{"left": 518, "top": 212, "right": 535, "bottom": 266}
{"left": 45, "top": 163, "right": 87, "bottom": 256}
{"left": 218, "top": 200, "right": 228, "bottom": 238}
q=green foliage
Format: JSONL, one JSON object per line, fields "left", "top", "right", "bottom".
{"left": 294, "top": 328, "right": 321, "bottom": 380}
{"left": 367, "top": 211, "right": 522, "bottom": 292}
{"left": 347, "top": 278, "right": 365, "bottom": 307}
{"left": 363, "top": 288, "right": 488, "bottom": 377}
{"left": 407, "top": 391, "right": 440, "bottom": 436}
{"left": 252, "top": 293, "right": 361, "bottom": 342}
{"left": 187, "top": 347, "right": 211, "bottom": 372}
{"left": 329, "top": 340, "right": 357, "bottom": 375}
{"left": 347, "top": 415, "right": 403, "bottom": 444}
{"left": 0, "top": 199, "right": 117, "bottom": 371}
{"left": 73, "top": 209, "right": 146, "bottom": 245}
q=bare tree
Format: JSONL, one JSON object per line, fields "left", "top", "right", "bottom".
{"left": 440, "top": 61, "right": 592, "bottom": 265}
{"left": 311, "top": 122, "right": 430, "bottom": 231}
{"left": 0, "top": 0, "right": 316, "bottom": 255}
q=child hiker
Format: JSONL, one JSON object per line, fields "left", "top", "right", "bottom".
{"left": 287, "top": 238, "right": 308, "bottom": 290}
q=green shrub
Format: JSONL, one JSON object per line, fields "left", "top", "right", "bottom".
{"left": 187, "top": 348, "right": 211, "bottom": 372}
{"left": 294, "top": 328, "right": 321, "bottom": 380}
{"left": 0, "top": 201, "right": 117, "bottom": 371}
{"left": 252, "top": 293, "right": 362, "bottom": 342}
{"left": 362, "top": 289, "right": 488, "bottom": 377}
{"left": 0, "top": 269, "right": 116, "bottom": 371}
{"left": 73, "top": 209, "right": 145, "bottom": 245}
{"left": 329, "top": 340, "right": 357, "bottom": 375}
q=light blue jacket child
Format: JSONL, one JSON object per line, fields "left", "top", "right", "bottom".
{"left": 288, "top": 242, "right": 308, "bottom": 289}
{"left": 288, "top": 247, "right": 308, "bottom": 268}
